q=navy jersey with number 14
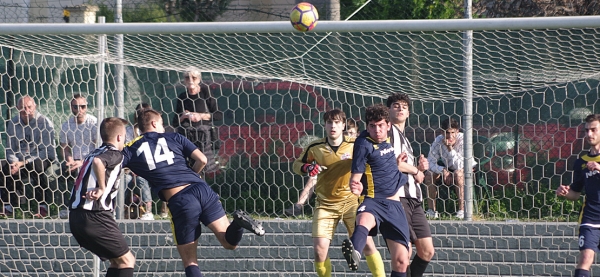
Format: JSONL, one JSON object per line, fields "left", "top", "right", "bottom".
{"left": 122, "top": 132, "right": 202, "bottom": 198}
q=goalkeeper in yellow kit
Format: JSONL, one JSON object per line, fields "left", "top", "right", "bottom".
{"left": 293, "top": 109, "right": 385, "bottom": 277}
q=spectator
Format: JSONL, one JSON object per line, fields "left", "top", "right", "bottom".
{"left": 60, "top": 94, "right": 97, "bottom": 175}
{"left": 125, "top": 103, "right": 154, "bottom": 220}
{"left": 424, "top": 118, "right": 476, "bottom": 219}
{"left": 285, "top": 117, "right": 360, "bottom": 217}
{"left": 172, "top": 67, "right": 223, "bottom": 173}
{"left": 1, "top": 95, "right": 56, "bottom": 218}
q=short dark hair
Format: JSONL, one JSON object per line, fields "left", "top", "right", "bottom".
{"left": 323, "top": 109, "right": 346, "bottom": 123}
{"left": 133, "top": 102, "right": 151, "bottom": 124}
{"left": 100, "top": 117, "right": 128, "bottom": 142}
{"left": 138, "top": 109, "right": 162, "bottom": 133}
{"left": 585, "top": 114, "right": 600, "bottom": 124}
{"left": 135, "top": 102, "right": 151, "bottom": 111}
{"left": 386, "top": 93, "right": 411, "bottom": 110}
{"left": 365, "top": 104, "right": 389, "bottom": 124}
{"left": 72, "top": 93, "right": 85, "bottom": 100}
{"left": 346, "top": 118, "right": 358, "bottom": 130}
{"left": 441, "top": 118, "right": 460, "bottom": 130}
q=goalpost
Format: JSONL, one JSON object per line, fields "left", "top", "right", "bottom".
{"left": 0, "top": 16, "right": 599, "bottom": 276}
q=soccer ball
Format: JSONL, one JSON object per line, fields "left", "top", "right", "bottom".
{"left": 290, "top": 2, "right": 319, "bottom": 32}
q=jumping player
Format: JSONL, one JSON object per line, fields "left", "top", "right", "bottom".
{"left": 121, "top": 109, "right": 265, "bottom": 277}
{"left": 556, "top": 114, "right": 600, "bottom": 277}
{"left": 343, "top": 104, "right": 411, "bottom": 277}
{"left": 68, "top": 117, "right": 135, "bottom": 277}
{"left": 293, "top": 109, "right": 385, "bottom": 277}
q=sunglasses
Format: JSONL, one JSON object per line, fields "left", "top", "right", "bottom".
{"left": 71, "top": 105, "right": 87, "bottom": 109}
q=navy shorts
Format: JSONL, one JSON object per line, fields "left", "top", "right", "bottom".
{"left": 578, "top": 225, "right": 600, "bottom": 252}
{"left": 167, "top": 181, "right": 226, "bottom": 245}
{"left": 357, "top": 197, "right": 410, "bottom": 247}
{"left": 69, "top": 209, "right": 130, "bottom": 261}
{"left": 400, "top": 197, "right": 432, "bottom": 242}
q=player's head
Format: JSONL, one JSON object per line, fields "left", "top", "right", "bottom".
{"left": 16, "top": 95, "right": 36, "bottom": 124}
{"left": 441, "top": 118, "right": 460, "bottom": 141}
{"left": 323, "top": 109, "right": 346, "bottom": 140}
{"left": 386, "top": 93, "right": 410, "bottom": 125}
{"left": 584, "top": 114, "right": 600, "bottom": 147}
{"left": 133, "top": 102, "right": 151, "bottom": 124}
{"left": 365, "top": 104, "right": 390, "bottom": 143}
{"left": 100, "top": 117, "right": 128, "bottom": 150}
{"left": 183, "top": 67, "right": 201, "bottom": 93}
{"left": 138, "top": 109, "right": 165, "bottom": 134}
{"left": 344, "top": 118, "right": 359, "bottom": 138}
{"left": 70, "top": 94, "right": 88, "bottom": 118}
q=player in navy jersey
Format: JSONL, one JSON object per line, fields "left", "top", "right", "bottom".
{"left": 556, "top": 114, "right": 600, "bottom": 277}
{"left": 68, "top": 117, "right": 136, "bottom": 277}
{"left": 342, "top": 104, "right": 411, "bottom": 277}
{"left": 121, "top": 109, "right": 265, "bottom": 277}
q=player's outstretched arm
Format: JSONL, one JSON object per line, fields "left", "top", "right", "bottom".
{"left": 556, "top": 185, "right": 580, "bottom": 201}
{"left": 190, "top": 149, "right": 207, "bottom": 174}
{"left": 349, "top": 173, "right": 363, "bottom": 196}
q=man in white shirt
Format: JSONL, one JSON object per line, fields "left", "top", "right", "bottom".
{"left": 424, "top": 118, "right": 476, "bottom": 219}
{"left": 60, "top": 94, "right": 98, "bottom": 174}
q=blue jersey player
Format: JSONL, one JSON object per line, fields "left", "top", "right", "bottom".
{"left": 121, "top": 109, "right": 265, "bottom": 277}
{"left": 556, "top": 114, "right": 600, "bottom": 277}
{"left": 342, "top": 104, "right": 410, "bottom": 277}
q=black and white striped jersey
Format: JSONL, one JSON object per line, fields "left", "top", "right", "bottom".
{"left": 390, "top": 125, "right": 423, "bottom": 202}
{"left": 68, "top": 143, "right": 123, "bottom": 211}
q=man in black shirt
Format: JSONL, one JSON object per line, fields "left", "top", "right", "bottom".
{"left": 172, "top": 68, "right": 222, "bottom": 173}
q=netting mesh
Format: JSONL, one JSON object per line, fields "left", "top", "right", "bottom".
{"left": 0, "top": 22, "right": 599, "bottom": 276}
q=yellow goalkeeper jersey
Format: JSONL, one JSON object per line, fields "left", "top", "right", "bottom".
{"left": 293, "top": 136, "right": 356, "bottom": 205}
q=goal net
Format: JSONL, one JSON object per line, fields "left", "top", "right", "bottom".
{"left": 0, "top": 17, "right": 599, "bottom": 276}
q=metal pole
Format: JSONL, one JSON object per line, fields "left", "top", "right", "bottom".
{"left": 114, "top": 0, "right": 126, "bottom": 222}
{"left": 94, "top": 16, "right": 106, "bottom": 277}
{"left": 463, "top": 0, "right": 474, "bottom": 221}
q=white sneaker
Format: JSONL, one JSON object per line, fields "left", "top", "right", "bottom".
{"left": 455, "top": 210, "right": 464, "bottom": 219}
{"left": 140, "top": 212, "right": 155, "bottom": 220}
{"left": 425, "top": 209, "right": 439, "bottom": 219}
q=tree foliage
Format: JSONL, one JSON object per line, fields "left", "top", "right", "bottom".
{"left": 340, "top": 0, "right": 463, "bottom": 20}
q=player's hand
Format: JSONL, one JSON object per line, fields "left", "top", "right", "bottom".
{"left": 350, "top": 180, "right": 363, "bottom": 196}
{"left": 556, "top": 185, "right": 570, "bottom": 197}
{"left": 301, "top": 162, "right": 325, "bottom": 177}
{"left": 84, "top": 188, "right": 104, "bottom": 201}
{"left": 397, "top": 152, "right": 408, "bottom": 164}
{"left": 414, "top": 170, "right": 425, "bottom": 183}
{"left": 417, "top": 154, "right": 429, "bottom": 172}
{"left": 587, "top": 161, "right": 600, "bottom": 172}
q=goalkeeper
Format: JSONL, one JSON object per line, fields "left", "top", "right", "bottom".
{"left": 292, "top": 109, "right": 385, "bottom": 277}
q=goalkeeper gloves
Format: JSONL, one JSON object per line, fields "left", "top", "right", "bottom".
{"left": 301, "top": 162, "right": 324, "bottom": 177}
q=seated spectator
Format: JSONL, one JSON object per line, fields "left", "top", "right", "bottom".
{"left": 1, "top": 96, "right": 56, "bottom": 218}
{"left": 172, "top": 67, "right": 223, "bottom": 174}
{"left": 125, "top": 103, "right": 155, "bottom": 220}
{"left": 59, "top": 94, "right": 97, "bottom": 214}
{"left": 424, "top": 118, "right": 476, "bottom": 219}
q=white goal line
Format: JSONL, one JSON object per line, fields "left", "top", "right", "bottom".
{"left": 0, "top": 16, "right": 600, "bottom": 35}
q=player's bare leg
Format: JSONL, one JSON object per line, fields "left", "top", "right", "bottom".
{"left": 387, "top": 239, "right": 410, "bottom": 275}
{"left": 313, "top": 237, "right": 331, "bottom": 277}
{"left": 575, "top": 249, "right": 595, "bottom": 276}
{"left": 207, "top": 215, "right": 239, "bottom": 250}
{"left": 106, "top": 250, "right": 136, "bottom": 277}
